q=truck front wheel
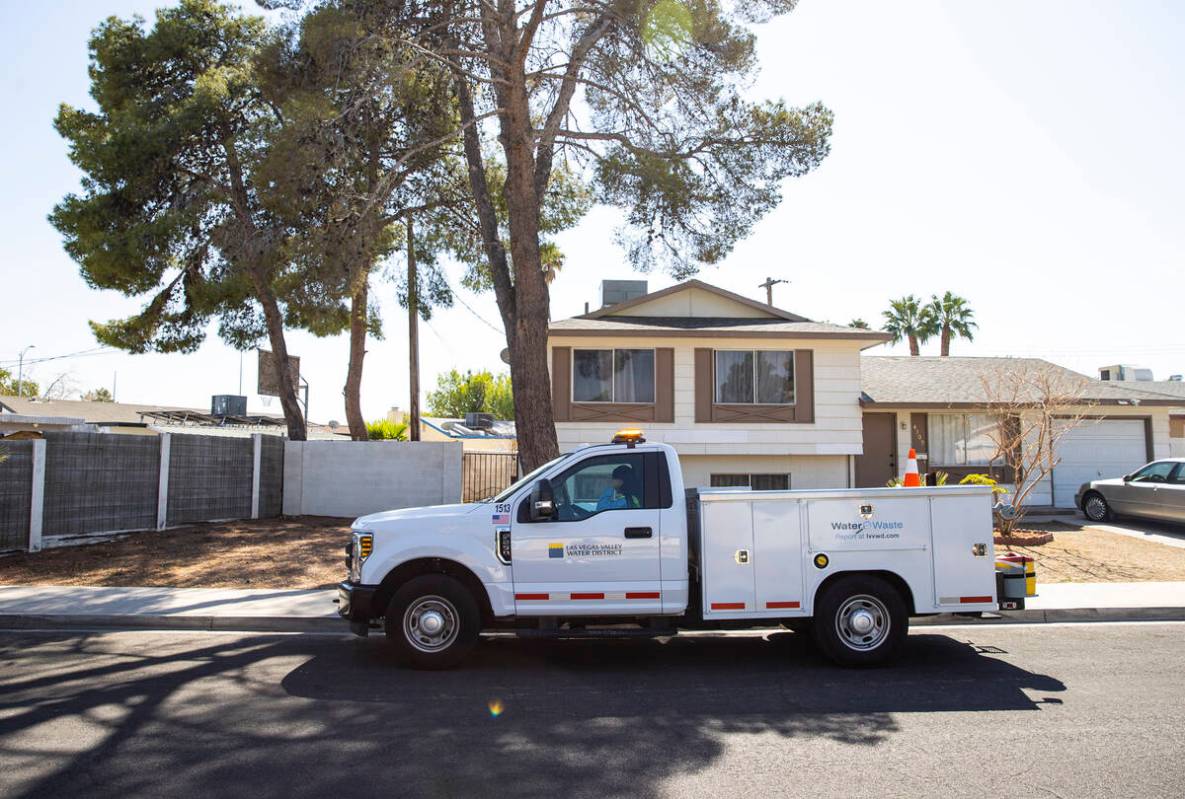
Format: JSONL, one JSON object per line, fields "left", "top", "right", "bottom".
{"left": 813, "top": 575, "right": 908, "bottom": 667}
{"left": 383, "top": 574, "right": 480, "bottom": 669}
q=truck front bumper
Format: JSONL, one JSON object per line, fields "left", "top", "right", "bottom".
{"left": 338, "top": 581, "right": 381, "bottom": 636}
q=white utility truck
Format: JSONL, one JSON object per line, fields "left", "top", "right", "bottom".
{"left": 339, "top": 430, "right": 1033, "bottom": 668}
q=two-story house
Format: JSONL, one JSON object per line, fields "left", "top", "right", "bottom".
{"left": 547, "top": 280, "right": 890, "bottom": 490}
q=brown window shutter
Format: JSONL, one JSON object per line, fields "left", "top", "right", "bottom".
{"left": 793, "top": 350, "right": 814, "bottom": 423}
{"left": 551, "top": 347, "right": 571, "bottom": 422}
{"left": 655, "top": 348, "right": 675, "bottom": 423}
{"left": 694, "top": 348, "right": 713, "bottom": 422}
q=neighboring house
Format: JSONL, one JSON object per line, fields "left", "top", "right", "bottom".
{"left": 547, "top": 279, "right": 891, "bottom": 490}
{"left": 0, "top": 397, "right": 336, "bottom": 438}
{"left": 1134, "top": 381, "right": 1185, "bottom": 457}
{"left": 420, "top": 415, "right": 517, "bottom": 453}
{"left": 858, "top": 356, "right": 1180, "bottom": 508}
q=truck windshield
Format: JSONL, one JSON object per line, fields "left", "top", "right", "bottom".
{"left": 488, "top": 454, "right": 568, "bottom": 503}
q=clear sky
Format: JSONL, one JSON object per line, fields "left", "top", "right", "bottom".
{"left": 2, "top": 0, "right": 1183, "bottom": 423}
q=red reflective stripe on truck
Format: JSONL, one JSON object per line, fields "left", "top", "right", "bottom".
{"left": 960, "top": 596, "right": 993, "bottom": 604}
{"left": 515, "top": 593, "right": 549, "bottom": 601}
{"left": 570, "top": 593, "right": 604, "bottom": 600}
{"left": 711, "top": 602, "right": 746, "bottom": 610}
{"left": 766, "top": 601, "right": 801, "bottom": 609}
{"left": 626, "top": 592, "right": 660, "bottom": 600}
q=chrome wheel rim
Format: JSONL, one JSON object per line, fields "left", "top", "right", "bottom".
{"left": 835, "top": 594, "right": 890, "bottom": 652}
{"left": 403, "top": 595, "right": 460, "bottom": 653}
{"left": 1085, "top": 496, "right": 1107, "bottom": 521}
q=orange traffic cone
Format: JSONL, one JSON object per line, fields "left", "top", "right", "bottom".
{"left": 902, "top": 448, "right": 922, "bottom": 487}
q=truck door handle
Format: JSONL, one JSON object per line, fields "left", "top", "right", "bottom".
{"left": 624, "top": 527, "right": 652, "bottom": 539}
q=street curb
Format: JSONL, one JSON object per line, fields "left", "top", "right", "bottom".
{"left": 911, "top": 607, "right": 1185, "bottom": 625}
{"left": 1, "top": 607, "right": 1184, "bottom": 634}
{"left": 0, "top": 614, "right": 344, "bottom": 634}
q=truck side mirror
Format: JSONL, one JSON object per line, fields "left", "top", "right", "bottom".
{"left": 530, "top": 479, "right": 555, "bottom": 521}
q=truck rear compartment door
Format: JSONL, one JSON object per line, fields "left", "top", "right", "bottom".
{"left": 929, "top": 493, "right": 996, "bottom": 609}
{"left": 700, "top": 500, "right": 756, "bottom": 615}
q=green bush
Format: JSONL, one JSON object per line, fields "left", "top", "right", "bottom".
{"left": 959, "top": 473, "right": 1009, "bottom": 495}
{"left": 366, "top": 419, "right": 408, "bottom": 441}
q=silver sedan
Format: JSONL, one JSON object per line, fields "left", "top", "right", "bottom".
{"left": 1076, "top": 458, "right": 1185, "bottom": 524}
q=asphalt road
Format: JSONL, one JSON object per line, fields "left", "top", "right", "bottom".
{"left": 0, "top": 623, "right": 1183, "bottom": 799}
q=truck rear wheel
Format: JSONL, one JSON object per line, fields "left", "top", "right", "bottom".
{"left": 813, "top": 575, "right": 907, "bottom": 667}
{"left": 384, "top": 574, "right": 480, "bottom": 670}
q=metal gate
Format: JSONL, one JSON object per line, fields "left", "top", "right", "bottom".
{"left": 462, "top": 451, "right": 519, "bottom": 503}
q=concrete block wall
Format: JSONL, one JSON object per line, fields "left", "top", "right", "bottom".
{"left": 0, "top": 440, "right": 34, "bottom": 551}
{"left": 283, "top": 440, "right": 463, "bottom": 518}
{"left": 0, "top": 432, "right": 285, "bottom": 552}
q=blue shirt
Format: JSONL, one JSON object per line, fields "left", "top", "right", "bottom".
{"left": 596, "top": 488, "right": 638, "bottom": 511}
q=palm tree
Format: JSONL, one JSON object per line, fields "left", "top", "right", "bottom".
{"left": 882, "top": 295, "right": 937, "bottom": 356}
{"left": 848, "top": 318, "right": 870, "bottom": 330}
{"left": 928, "top": 292, "right": 977, "bottom": 356}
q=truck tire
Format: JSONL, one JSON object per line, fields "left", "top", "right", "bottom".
{"left": 383, "top": 574, "right": 481, "bottom": 670}
{"left": 812, "top": 575, "right": 908, "bottom": 667}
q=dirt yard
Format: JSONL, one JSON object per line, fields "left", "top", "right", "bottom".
{"left": 996, "top": 526, "right": 1185, "bottom": 583}
{"left": 0, "top": 517, "right": 351, "bottom": 589}
{"left": 5, "top": 515, "right": 1184, "bottom": 590}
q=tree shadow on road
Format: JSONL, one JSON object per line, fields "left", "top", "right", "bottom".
{"left": 0, "top": 630, "right": 1064, "bottom": 799}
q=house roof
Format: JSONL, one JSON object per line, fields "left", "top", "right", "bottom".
{"left": 860, "top": 356, "right": 1182, "bottom": 408}
{"left": 1132, "top": 381, "right": 1185, "bottom": 401}
{"left": 0, "top": 397, "right": 188, "bottom": 425}
{"left": 551, "top": 279, "right": 891, "bottom": 347}
{"left": 579, "top": 279, "right": 811, "bottom": 322}
{"left": 0, "top": 397, "right": 333, "bottom": 433}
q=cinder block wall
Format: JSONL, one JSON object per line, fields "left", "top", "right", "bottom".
{"left": 0, "top": 441, "right": 34, "bottom": 551}
{"left": 283, "top": 441, "right": 463, "bottom": 517}
{"left": 166, "top": 435, "right": 253, "bottom": 526}
{"left": 42, "top": 432, "right": 160, "bottom": 536}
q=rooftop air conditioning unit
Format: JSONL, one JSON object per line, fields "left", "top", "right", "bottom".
{"left": 600, "top": 280, "right": 648, "bottom": 308}
{"left": 465, "top": 412, "right": 494, "bottom": 430}
{"left": 211, "top": 394, "right": 248, "bottom": 416}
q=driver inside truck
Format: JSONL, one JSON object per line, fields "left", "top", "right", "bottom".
{"left": 597, "top": 464, "right": 641, "bottom": 511}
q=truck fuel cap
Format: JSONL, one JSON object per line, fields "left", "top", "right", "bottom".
{"left": 813, "top": 553, "right": 830, "bottom": 570}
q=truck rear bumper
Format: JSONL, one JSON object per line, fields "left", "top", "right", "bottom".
{"left": 338, "top": 581, "right": 380, "bottom": 636}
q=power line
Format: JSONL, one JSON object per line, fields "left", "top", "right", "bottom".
{"left": 0, "top": 347, "right": 117, "bottom": 368}
{"left": 451, "top": 290, "right": 504, "bottom": 334}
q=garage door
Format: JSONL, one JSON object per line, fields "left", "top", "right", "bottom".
{"left": 1052, "top": 420, "right": 1148, "bottom": 508}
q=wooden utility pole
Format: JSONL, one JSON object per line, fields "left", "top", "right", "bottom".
{"left": 758, "top": 276, "right": 789, "bottom": 306}
{"left": 407, "top": 213, "right": 421, "bottom": 441}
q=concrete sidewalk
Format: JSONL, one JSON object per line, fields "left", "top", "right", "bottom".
{"left": 1, "top": 581, "right": 1184, "bottom": 633}
{"left": 0, "top": 585, "right": 339, "bottom": 632}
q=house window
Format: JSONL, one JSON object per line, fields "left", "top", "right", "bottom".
{"left": 572, "top": 349, "right": 655, "bottom": 403}
{"left": 714, "top": 350, "right": 795, "bottom": 404}
{"left": 929, "top": 413, "right": 999, "bottom": 466}
{"left": 710, "top": 473, "right": 791, "bottom": 490}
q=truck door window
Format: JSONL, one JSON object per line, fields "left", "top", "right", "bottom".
{"left": 547, "top": 453, "right": 650, "bottom": 521}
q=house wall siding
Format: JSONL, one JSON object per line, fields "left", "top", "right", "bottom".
{"left": 679, "top": 454, "right": 850, "bottom": 491}
{"left": 549, "top": 335, "right": 866, "bottom": 457}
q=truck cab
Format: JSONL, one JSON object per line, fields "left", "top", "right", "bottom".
{"left": 339, "top": 430, "right": 1031, "bottom": 669}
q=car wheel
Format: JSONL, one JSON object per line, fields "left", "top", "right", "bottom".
{"left": 384, "top": 574, "right": 481, "bottom": 670}
{"left": 812, "top": 575, "right": 908, "bottom": 667}
{"left": 1082, "top": 491, "right": 1111, "bottom": 523}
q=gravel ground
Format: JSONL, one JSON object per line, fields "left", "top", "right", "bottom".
{"left": 0, "top": 517, "right": 350, "bottom": 589}
{"left": 997, "top": 526, "right": 1185, "bottom": 583}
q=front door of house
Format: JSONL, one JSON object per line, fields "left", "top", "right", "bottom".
{"left": 855, "top": 413, "right": 897, "bottom": 488}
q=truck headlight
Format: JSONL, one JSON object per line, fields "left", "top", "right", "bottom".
{"left": 351, "top": 533, "right": 373, "bottom": 582}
